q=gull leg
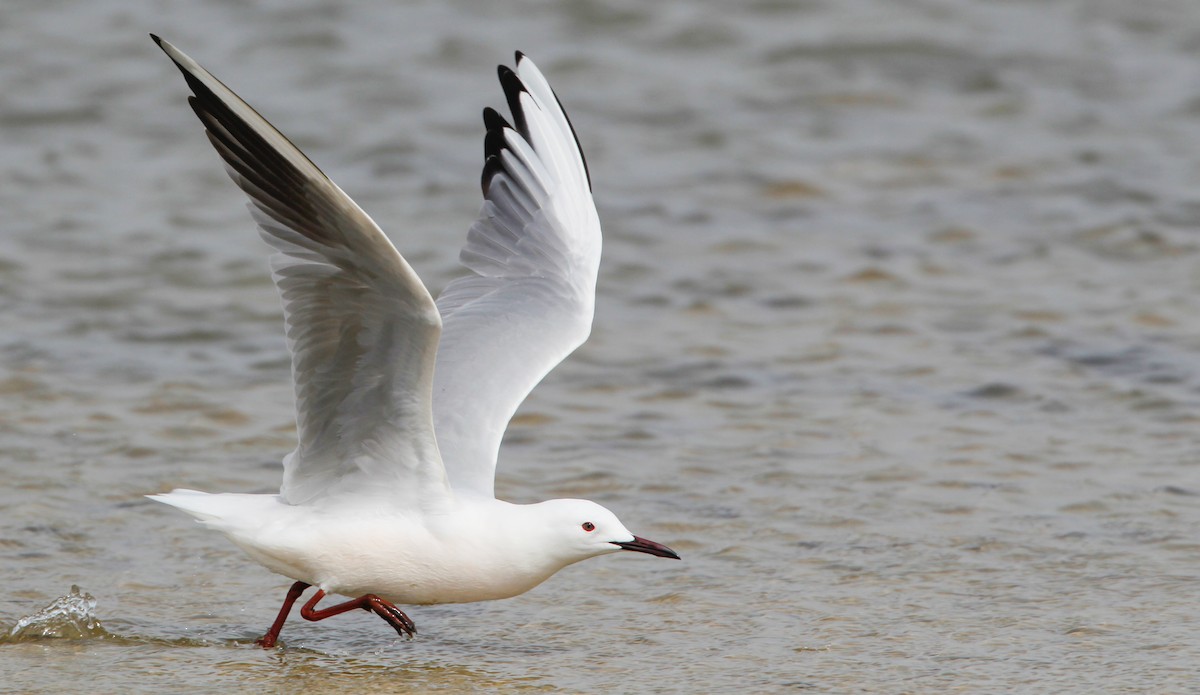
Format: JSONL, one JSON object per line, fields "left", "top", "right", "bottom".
{"left": 256, "top": 581, "right": 311, "bottom": 649}
{"left": 300, "top": 590, "right": 417, "bottom": 638}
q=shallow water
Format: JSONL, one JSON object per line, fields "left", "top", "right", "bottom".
{"left": 3, "top": 0, "right": 1200, "bottom": 691}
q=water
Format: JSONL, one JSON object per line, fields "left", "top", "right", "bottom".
{"left": 3, "top": 0, "right": 1200, "bottom": 691}
{"left": 5, "top": 586, "right": 106, "bottom": 641}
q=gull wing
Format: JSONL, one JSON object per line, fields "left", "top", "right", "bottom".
{"left": 153, "top": 36, "right": 451, "bottom": 508}
{"left": 434, "top": 54, "right": 602, "bottom": 497}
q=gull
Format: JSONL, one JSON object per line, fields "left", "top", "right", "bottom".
{"left": 147, "top": 35, "right": 679, "bottom": 649}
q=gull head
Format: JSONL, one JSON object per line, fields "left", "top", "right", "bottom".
{"left": 531, "top": 498, "right": 680, "bottom": 564}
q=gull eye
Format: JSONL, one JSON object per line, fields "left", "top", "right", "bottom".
{"left": 582, "top": 522, "right": 595, "bottom": 532}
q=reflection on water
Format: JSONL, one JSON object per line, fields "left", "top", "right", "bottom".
{"left": 3, "top": 0, "right": 1200, "bottom": 691}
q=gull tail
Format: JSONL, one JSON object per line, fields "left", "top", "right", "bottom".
{"left": 147, "top": 489, "right": 280, "bottom": 533}
{"left": 147, "top": 489, "right": 223, "bottom": 522}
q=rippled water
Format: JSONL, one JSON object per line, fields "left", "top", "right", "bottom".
{"left": 4, "top": 0, "right": 1200, "bottom": 691}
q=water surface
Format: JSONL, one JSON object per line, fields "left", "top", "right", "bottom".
{"left": 3, "top": 0, "right": 1200, "bottom": 691}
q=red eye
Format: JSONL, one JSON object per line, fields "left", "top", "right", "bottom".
{"left": 582, "top": 522, "right": 595, "bottom": 532}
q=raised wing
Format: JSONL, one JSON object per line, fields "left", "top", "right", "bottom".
{"left": 153, "top": 36, "right": 451, "bottom": 508}
{"left": 434, "top": 53, "right": 602, "bottom": 497}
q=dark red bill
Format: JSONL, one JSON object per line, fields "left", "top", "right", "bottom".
{"left": 613, "top": 535, "right": 680, "bottom": 559}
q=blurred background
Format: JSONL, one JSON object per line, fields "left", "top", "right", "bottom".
{"left": 3, "top": 0, "right": 1200, "bottom": 691}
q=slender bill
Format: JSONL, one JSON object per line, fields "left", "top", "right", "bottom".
{"left": 613, "top": 536, "right": 681, "bottom": 560}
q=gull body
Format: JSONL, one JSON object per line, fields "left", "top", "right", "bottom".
{"left": 147, "top": 36, "right": 678, "bottom": 645}
{"left": 161, "top": 492, "right": 641, "bottom": 606}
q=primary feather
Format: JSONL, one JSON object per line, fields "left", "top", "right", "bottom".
{"left": 153, "top": 36, "right": 449, "bottom": 508}
{"left": 434, "top": 54, "right": 602, "bottom": 498}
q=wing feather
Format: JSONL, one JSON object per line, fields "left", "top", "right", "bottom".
{"left": 154, "top": 36, "right": 450, "bottom": 508}
{"left": 434, "top": 54, "right": 602, "bottom": 497}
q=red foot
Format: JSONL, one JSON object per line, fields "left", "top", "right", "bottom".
{"left": 256, "top": 581, "right": 310, "bottom": 648}
{"left": 253, "top": 582, "right": 416, "bottom": 648}
{"left": 301, "top": 590, "right": 417, "bottom": 638}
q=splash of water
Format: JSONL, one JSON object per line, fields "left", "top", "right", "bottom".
{"left": 5, "top": 585, "right": 108, "bottom": 641}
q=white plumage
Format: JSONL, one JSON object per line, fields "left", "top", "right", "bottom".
{"left": 147, "top": 36, "right": 677, "bottom": 647}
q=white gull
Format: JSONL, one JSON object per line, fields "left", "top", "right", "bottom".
{"left": 147, "top": 35, "right": 679, "bottom": 648}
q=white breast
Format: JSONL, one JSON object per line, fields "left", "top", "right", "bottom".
{"left": 213, "top": 496, "right": 571, "bottom": 605}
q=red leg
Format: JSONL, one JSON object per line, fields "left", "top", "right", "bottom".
{"left": 300, "top": 589, "right": 416, "bottom": 638}
{"left": 255, "top": 581, "right": 311, "bottom": 649}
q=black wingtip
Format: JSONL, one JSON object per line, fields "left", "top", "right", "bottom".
{"left": 151, "top": 33, "right": 188, "bottom": 77}
{"left": 482, "top": 107, "right": 513, "bottom": 162}
{"left": 514, "top": 50, "right": 526, "bottom": 65}
{"left": 481, "top": 154, "right": 504, "bottom": 195}
{"left": 482, "top": 106, "right": 511, "bottom": 133}
{"left": 483, "top": 127, "right": 507, "bottom": 161}
{"left": 496, "top": 65, "right": 529, "bottom": 139}
{"left": 497, "top": 65, "right": 523, "bottom": 99}
{"left": 502, "top": 53, "right": 593, "bottom": 193}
